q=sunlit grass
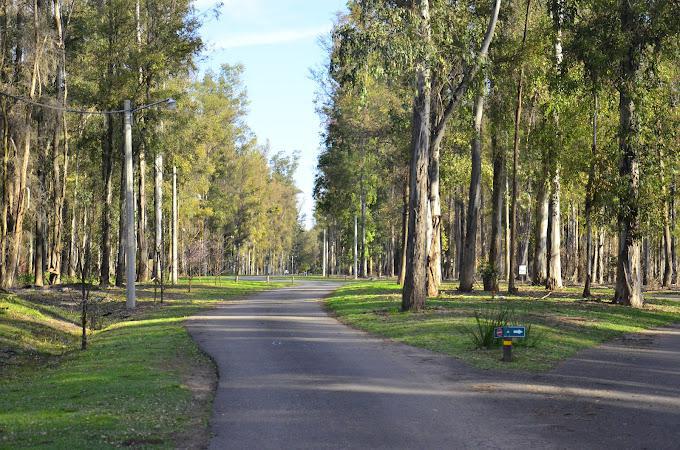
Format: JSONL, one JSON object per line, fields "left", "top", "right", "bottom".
{"left": 0, "top": 277, "right": 281, "bottom": 448}
{"left": 326, "top": 281, "right": 680, "bottom": 371}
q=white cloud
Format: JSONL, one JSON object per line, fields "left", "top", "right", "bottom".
{"left": 214, "top": 25, "right": 331, "bottom": 49}
{"left": 194, "top": 0, "right": 266, "bottom": 21}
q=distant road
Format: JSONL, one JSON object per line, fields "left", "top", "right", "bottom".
{"left": 187, "top": 281, "right": 680, "bottom": 449}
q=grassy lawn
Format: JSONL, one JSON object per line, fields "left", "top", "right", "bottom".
{"left": 0, "top": 277, "right": 282, "bottom": 449}
{"left": 325, "top": 280, "right": 680, "bottom": 372}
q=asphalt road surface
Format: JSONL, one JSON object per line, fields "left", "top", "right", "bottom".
{"left": 187, "top": 281, "right": 680, "bottom": 449}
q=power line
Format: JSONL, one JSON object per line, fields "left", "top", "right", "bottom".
{"left": 0, "top": 91, "right": 174, "bottom": 115}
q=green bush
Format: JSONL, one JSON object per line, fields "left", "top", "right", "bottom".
{"left": 467, "top": 304, "right": 514, "bottom": 349}
{"left": 466, "top": 305, "right": 542, "bottom": 349}
{"left": 480, "top": 261, "right": 499, "bottom": 292}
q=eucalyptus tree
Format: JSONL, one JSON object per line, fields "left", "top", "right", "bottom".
{"left": 608, "top": 0, "right": 677, "bottom": 306}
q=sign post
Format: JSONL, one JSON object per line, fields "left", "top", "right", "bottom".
{"left": 518, "top": 265, "right": 527, "bottom": 282}
{"left": 494, "top": 326, "right": 526, "bottom": 362}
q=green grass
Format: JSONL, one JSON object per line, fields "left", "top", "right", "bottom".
{"left": 325, "top": 281, "right": 680, "bottom": 372}
{"left": 0, "top": 277, "right": 282, "bottom": 449}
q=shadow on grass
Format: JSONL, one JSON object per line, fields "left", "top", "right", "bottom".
{"left": 0, "top": 313, "right": 216, "bottom": 448}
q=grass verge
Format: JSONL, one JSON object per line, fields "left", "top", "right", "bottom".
{"left": 325, "top": 281, "right": 680, "bottom": 371}
{"left": 0, "top": 278, "right": 282, "bottom": 449}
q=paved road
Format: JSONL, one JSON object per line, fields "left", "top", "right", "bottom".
{"left": 187, "top": 281, "right": 680, "bottom": 449}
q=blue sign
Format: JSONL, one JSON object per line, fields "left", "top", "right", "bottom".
{"left": 494, "top": 326, "right": 526, "bottom": 338}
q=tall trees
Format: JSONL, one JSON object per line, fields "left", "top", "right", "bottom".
{"left": 0, "top": 0, "right": 302, "bottom": 289}
{"left": 317, "top": 0, "right": 678, "bottom": 309}
{"left": 611, "top": 0, "right": 678, "bottom": 306}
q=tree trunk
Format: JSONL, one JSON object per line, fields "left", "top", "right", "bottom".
{"left": 504, "top": 177, "right": 510, "bottom": 280}
{"left": 613, "top": 0, "right": 643, "bottom": 307}
{"left": 460, "top": 94, "right": 484, "bottom": 291}
{"left": 532, "top": 181, "right": 549, "bottom": 285}
{"left": 353, "top": 214, "right": 358, "bottom": 279}
{"left": 546, "top": 169, "right": 563, "bottom": 289}
{"left": 597, "top": 230, "right": 604, "bottom": 285}
{"left": 115, "top": 152, "right": 126, "bottom": 288}
{"left": 100, "top": 115, "right": 114, "bottom": 286}
{"left": 390, "top": 224, "right": 395, "bottom": 277}
{"left": 171, "top": 165, "right": 178, "bottom": 284}
{"left": 583, "top": 92, "right": 597, "bottom": 296}
{"left": 489, "top": 133, "right": 504, "bottom": 292}
{"left": 398, "top": 179, "right": 408, "bottom": 285}
{"left": 657, "top": 147, "right": 672, "bottom": 287}
{"left": 427, "top": 109, "right": 442, "bottom": 297}
{"left": 671, "top": 185, "right": 677, "bottom": 285}
{"left": 402, "top": 0, "right": 431, "bottom": 312}
{"left": 33, "top": 218, "right": 44, "bottom": 287}
{"left": 456, "top": 194, "right": 465, "bottom": 279}
{"left": 137, "top": 144, "right": 149, "bottom": 282}
{"left": 153, "top": 152, "right": 163, "bottom": 279}
{"left": 360, "top": 188, "right": 367, "bottom": 277}
{"left": 444, "top": 195, "right": 455, "bottom": 280}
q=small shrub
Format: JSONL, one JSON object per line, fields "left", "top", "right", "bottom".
{"left": 467, "top": 304, "right": 514, "bottom": 349}
{"left": 466, "top": 305, "right": 542, "bottom": 349}
{"left": 480, "top": 261, "right": 499, "bottom": 292}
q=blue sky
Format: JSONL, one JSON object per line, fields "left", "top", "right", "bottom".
{"left": 195, "top": 0, "right": 348, "bottom": 229}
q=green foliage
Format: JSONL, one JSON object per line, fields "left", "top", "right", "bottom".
{"left": 467, "top": 304, "right": 514, "bottom": 349}
{"left": 467, "top": 304, "right": 542, "bottom": 349}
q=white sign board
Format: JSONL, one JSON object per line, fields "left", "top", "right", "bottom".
{"left": 518, "top": 265, "right": 527, "bottom": 276}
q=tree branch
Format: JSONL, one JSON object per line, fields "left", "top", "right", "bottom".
{"left": 430, "top": 0, "right": 501, "bottom": 149}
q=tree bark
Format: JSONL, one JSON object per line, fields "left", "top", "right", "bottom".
{"left": 100, "top": 115, "right": 114, "bottom": 286}
{"left": 398, "top": 178, "right": 408, "bottom": 285}
{"left": 402, "top": 0, "right": 431, "bottom": 312}
{"left": 353, "top": 214, "right": 358, "bottom": 279}
{"left": 427, "top": 90, "right": 443, "bottom": 296}
{"left": 456, "top": 194, "right": 465, "bottom": 279}
{"left": 613, "top": 0, "right": 643, "bottom": 307}
{"left": 115, "top": 149, "right": 126, "bottom": 288}
{"left": 546, "top": 169, "right": 563, "bottom": 289}
{"left": 583, "top": 92, "right": 597, "bottom": 297}
{"left": 658, "top": 149, "right": 672, "bottom": 287}
{"left": 444, "top": 195, "right": 455, "bottom": 280}
{"left": 171, "top": 165, "right": 178, "bottom": 284}
{"left": 532, "top": 180, "right": 549, "bottom": 285}
{"left": 153, "top": 152, "right": 163, "bottom": 280}
{"left": 360, "top": 187, "right": 367, "bottom": 277}
{"left": 460, "top": 94, "right": 485, "bottom": 291}
{"left": 489, "top": 132, "right": 504, "bottom": 291}
{"left": 504, "top": 177, "right": 510, "bottom": 280}
{"left": 137, "top": 144, "right": 149, "bottom": 281}
{"left": 671, "top": 185, "right": 677, "bottom": 285}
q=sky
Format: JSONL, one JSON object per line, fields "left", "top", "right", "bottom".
{"left": 194, "top": 0, "right": 348, "bottom": 229}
